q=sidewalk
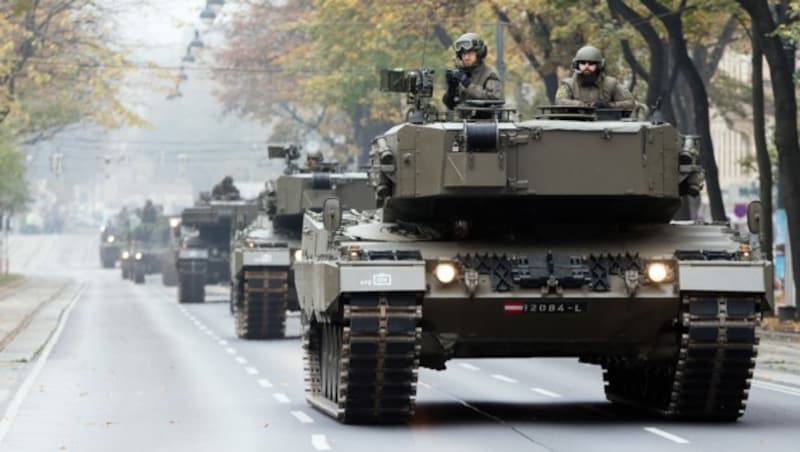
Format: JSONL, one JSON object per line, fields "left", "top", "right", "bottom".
{"left": 0, "top": 277, "right": 75, "bottom": 354}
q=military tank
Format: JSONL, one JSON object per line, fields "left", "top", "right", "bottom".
{"left": 99, "top": 224, "right": 121, "bottom": 268}
{"left": 230, "top": 145, "right": 374, "bottom": 339}
{"left": 177, "top": 196, "right": 258, "bottom": 303}
{"left": 294, "top": 68, "right": 773, "bottom": 424}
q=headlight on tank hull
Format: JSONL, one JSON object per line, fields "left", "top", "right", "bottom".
{"left": 434, "top": 261, "right": 458, "bottom": 284}
{"left": 121, "top": 251, "right": 130, "bottom": 260}
{"left": 645, "top": 261, "right": 674, "bottom": 284}
{"left": 294, "top": 249, "right": 303, "bottom": 262}
{"left": 107, "top": 235, "right": 115, "bottom": 243}
{"left": 135, "top": 252, "right": 143, "bottom": 261}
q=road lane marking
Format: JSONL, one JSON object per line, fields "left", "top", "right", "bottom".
{"left": 245, "top": 367, "right": 259, "bottom": 375}
{"left": 225, "top": 347, "right": 237, "bottom": 355}
{"left": 491, "top": 374, "right": 517, "bottom": 383}
{"left": 312, "top": 434, "right": 332, "bottom": 451}
{"left": 531, "top": 388, "right": 562, "bottom": 398}
{"left": 273, "top": 393, "right": 291, "bottom": 404}
{"left": 458, "top": 363, "right": 480, "bottom": 371}
{"left": 218, "top": 339, "right": 228, "bottom": 345}
{"left": 291, "top": 411, "right": 314, "bottom": 424}
{"left": 0, "top": 282, "right": 89, "bottom": 444}
{"left": 235, "top": 356, "right": 248, "bottom": 364}
{"left": 258, "top": 379, "right": 273, "bottom": 388}
{"left": 418, "top": 381, "right": 431, "bottom": 389}
{"left": 644, "top": 427, "right": 689, "bottom": 444}
{"left": 753, "top": 380, "right": 800, "bottom": 397}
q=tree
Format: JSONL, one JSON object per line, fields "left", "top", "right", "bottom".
{"left": 736, "top": 0, "right": 800, "bottom": 307}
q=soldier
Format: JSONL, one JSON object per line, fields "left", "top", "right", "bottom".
{"left": 212, "top": 175, "right": 241, "bottom": 200}
{"left": 556, "top": 45, "right": 635, "bottom": 109}
{"left": 442, "top": 32, "right": 503, "bottom": 110}
{"left": 305, "top": 150, "right": 323, "bottom": 172}
{"left": 141, "top": 199, "right": 157, "bottom": 223}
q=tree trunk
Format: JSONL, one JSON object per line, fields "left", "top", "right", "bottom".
{"left": 641, "top": 0, "right": 727, "bottom": 221}
{"left": 751, "top": 22, "right": 773, "bottom": 261}
{"left": 542, "top": 71, "right": 559, "bottom": 104}
{"left": 738, "top": 0, "right": 800, "bottom": 307}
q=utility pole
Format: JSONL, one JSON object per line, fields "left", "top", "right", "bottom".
{"left": 496, "top": 20, "right": 506, "bottom": 91}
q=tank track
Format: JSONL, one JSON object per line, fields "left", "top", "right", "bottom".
{"left": 604, "top": 292, "right": 761, "bottom": 421}
{"left": 235, "top": 268, "right": 289, "bottom": 339}
{"left": 304, "top": 292, "right": 422, "bottom": 424}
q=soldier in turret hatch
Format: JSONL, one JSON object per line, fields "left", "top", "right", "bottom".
{"left": 212, "top": 175, "right": 241, "bottom": 200}
{"left": 556, "top": 45, "right": 635, "bottom": 109}
{"left": 442, "top": 32, "right": 504, "bottom": 110}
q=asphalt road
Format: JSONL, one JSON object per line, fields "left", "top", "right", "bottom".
{"left": 1, "top": 232, "right": 799, "bottom": 451}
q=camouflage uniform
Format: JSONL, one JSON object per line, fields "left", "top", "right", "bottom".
{"left": 555, "top": 74, "right": 635, "bottom": 109}
{"left": 442, "top": 32, "right": 504, "bottom": 109}
{"left": 212, "top": 176, "right": 241, "bottom": 200}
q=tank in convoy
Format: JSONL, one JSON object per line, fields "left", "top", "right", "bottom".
{"left": 294, "top": 67, "right": 773, "bottom": 424}
{"left": 176, "top": 191, "right": 258, "bottom": 304}
{"left": 230, "top": 145, "right": 374, "bottom": 339}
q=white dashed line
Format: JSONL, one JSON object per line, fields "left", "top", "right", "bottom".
{"left": 225, "top": 347, "right": 237, "bottom": 355}
{"left": 644, "top": 427, "right": 690, "bottom": 444}
{"left": 218, "top": 340, "right": 228, "bottom": 346}
{"left": 245, "top": 367, "right": 259, "bottom": 375}
{"left": 531, "top": 388, "right": 562, "bottom": 399}
{"left": 418, "top": 381, "right": 431, "bottom": 389}
{"left": 491, "top": 374, "right": 517, "bottom": 383}
{"left": 312, "top": 434, "right": 332, "bottom": 451}
{"left": 273, "top": 393, "right": 291, "bottom": 404}
{"left": 258, "top": 379, "right": 273, "bottom": 388}
{"left": 458, "top": 363, "right": 480, "bottom": 371}
{"left": 235, "top": 356, "right": 248, "bottom": 364}
{"left": 291, "top": 411, "right": 314, "bottom": 424}
{"left": 753, "top": 380, "right": 800, "bottom": 397}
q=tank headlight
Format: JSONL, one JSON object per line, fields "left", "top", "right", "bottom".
{"left": 247, "top": 241, "right": 255, "bottom": 248}
{"left": 434, "top": 262, "right": 458, "bottom": 284}
{"left": 169, "top": 218, "right": 181, "bottom": 228}
{"left": 294, "top": 249, "right": 303, "bottom": 262}
{"left": 647, "top": 262, "right": 669, "bottom": 283}
{"left": 121, "top": 251, "right": 130, "bottom": 260}
{"left": 107, "top": 235, "right": 115, "bottom": 243}
{"left": 135, "top": 252, "right": 143, "bottom": 260}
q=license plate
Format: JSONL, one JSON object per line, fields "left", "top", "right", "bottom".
{"left": 504, "top": 301, "right": 587, "bottom": 315}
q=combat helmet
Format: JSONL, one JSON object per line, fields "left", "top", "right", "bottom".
{"left": 453, "top": 32, "right": 487, "bottom": 59}
{"left": 572, "top": 45, "right": 605, "bottom": 71}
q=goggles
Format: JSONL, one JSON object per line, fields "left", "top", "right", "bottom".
{"left": 454, "top": 39, "right": 482, "bottom": 52}
{"left": 576, "top": 60, "right": 599, "bottom": 66}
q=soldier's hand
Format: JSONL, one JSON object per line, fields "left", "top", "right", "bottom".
{"left": 455, "top": 69, "right": 471, "bottom": 87}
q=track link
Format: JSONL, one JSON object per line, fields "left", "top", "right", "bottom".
{"left": 235, "top": 267, "right": 289, "bottom": 339}
{"left": 304, "top": 292, "right": 422, "bottom": 424}
{"left": 604, "top": 292, "right": 761, "bottom": 421}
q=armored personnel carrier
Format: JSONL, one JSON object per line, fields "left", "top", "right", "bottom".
{"left": 178, "top": 196, "right": 258, "bottom": 303}
{"left": 294, "top": 69, "right": 772, "bottom": 424}
{"left": 230, "top": 145, "right": 374, "bottom": 339}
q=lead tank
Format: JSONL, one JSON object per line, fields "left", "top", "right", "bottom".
{"left": 294, "top": 69, "right": 773, "bottom": 424}
{"left": 230, "top": 145, "right": 374, "bottom": 339}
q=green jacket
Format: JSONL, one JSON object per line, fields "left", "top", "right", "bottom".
{"left": 555, "top": 73, "right": 635, "bottom": 109}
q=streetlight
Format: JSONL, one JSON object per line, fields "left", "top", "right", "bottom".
{"left": 189, "top": 29, "right": 204, "bottom": 49}
{"left": 200, "top": 6, "right": 216, "bottom": 25}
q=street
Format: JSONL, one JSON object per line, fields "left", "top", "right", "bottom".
{"left": 0, "top": 232, "right": 798, "bottom": 451}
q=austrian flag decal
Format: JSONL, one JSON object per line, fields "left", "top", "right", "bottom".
{"left": 504, "top": 301, "right": 524, "bottom": 314}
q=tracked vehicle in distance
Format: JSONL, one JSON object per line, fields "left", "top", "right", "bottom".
{"left": 294, "top": 68, "right": 773, "bottom": 424}
{"left": 230, "top": 145, "right": 374, "bottom": 339}
{"left": 177, "top": 196, "right": 257, "bottom": 303}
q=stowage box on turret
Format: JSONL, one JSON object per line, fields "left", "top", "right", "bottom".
{"left": 294, "top": 69, "right": 772, "bottom": 424}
